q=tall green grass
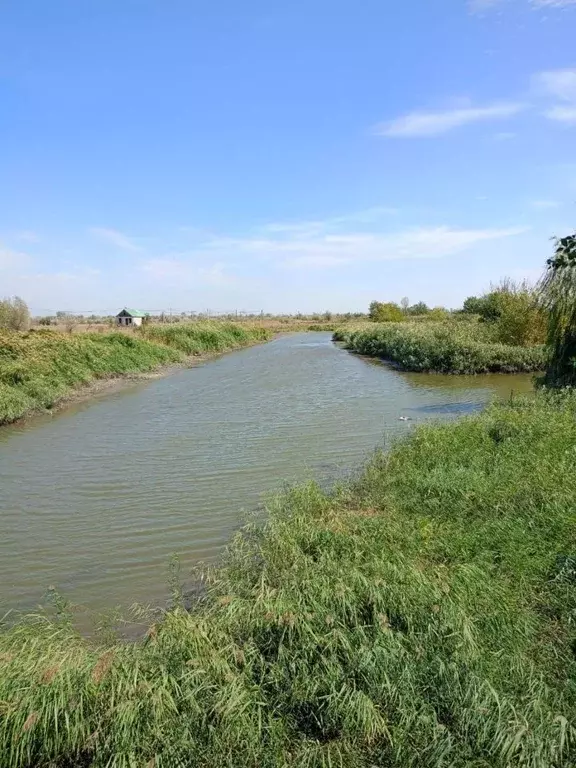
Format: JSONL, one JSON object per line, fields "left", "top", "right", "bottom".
{"left": 1, "top": 393, "right": 575, "bottom": 766}
{"left": 141, "top": 321, "right": 270, "bottom": 355}
{"left": 334, "top": 322, "right": 546, "bottom": 373}
{"left": 0, "top": 323, "right": 271, "bottom": 425}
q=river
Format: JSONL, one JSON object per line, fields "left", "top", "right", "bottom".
{"left": 0, "top": 332, "right": 534, "bottom": 620}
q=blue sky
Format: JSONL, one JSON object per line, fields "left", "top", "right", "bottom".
{"left": 1, "top": 0, "right": 575, "bottom": 314}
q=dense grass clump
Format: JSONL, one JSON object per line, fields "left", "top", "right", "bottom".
{"left": 0, "top": 323, "right": 271, "bottom": 425}
{"left": 334, "top": 322, "right": 546, "bottom": 374}
{"left": 141, "top": 321, "right": 270, "bottom": 354}
{"left": 1, "top": 393, "right": 575, "bottom": 766}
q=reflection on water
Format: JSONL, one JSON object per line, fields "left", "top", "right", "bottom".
{"left": 0, "top": 333, "right": 534, "bottom": 618}
{"left": 409, "top": 402, "right": 484, "bottom": 415}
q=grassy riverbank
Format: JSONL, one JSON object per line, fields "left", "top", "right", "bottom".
{"left": 1, "top": 392, "right": 575, "bottom": 766}
{"left": 0, "top": 323, "right": 271, "bottom": 426}
{"left": 334, "top": 322, "right": 547, "bottom": 374}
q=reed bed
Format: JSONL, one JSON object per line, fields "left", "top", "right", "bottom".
{"left": 1, "top": 392, "right": 575, "bottom": 766}
{"left": 334, "top": 322, "right": 546, "bottom": 374}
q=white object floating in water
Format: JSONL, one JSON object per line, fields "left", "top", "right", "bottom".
{"left": 398, "top": 416, "right": 412, "bottom": 421}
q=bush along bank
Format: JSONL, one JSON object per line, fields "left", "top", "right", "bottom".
{"left": 334, "top": 322, "right": 547, "bottom": 374}
{"left": 1, "top": 392, "right": 575, "bottom": 766}
{"left": 0, "top": 323, "right": 272, "bottom": 426}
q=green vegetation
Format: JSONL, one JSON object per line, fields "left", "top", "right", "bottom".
{"left": 462, "top": 279, "right": 546, "bottom": 347}
{"left": 539, "top": 233, "right": 576, "bottom": 387}
{"left": 339, "top": 281, "right": 548, "bottom": 374}
{"left": 368, "top": 300, "right": 405, "bottom": 323}
{"left": 1, "top": 392, "right": 575, "bottom": 766}
{"left": 0, "top": 296, "right": 30, "bottom": 331}
{"left": 334, "top": 322, "right": 546, "bottom": 374}
{"left": 141, "top": 322, "right": 270, "bottom": 356}
{"left": 0, "top": 323, "right": 271, "bottom": 426}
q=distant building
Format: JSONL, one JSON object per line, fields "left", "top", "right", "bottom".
{"left": 116, "top": 308, "right": 148, "bottom": 327}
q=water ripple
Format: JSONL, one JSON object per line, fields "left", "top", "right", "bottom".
{"left": 0, "top": 332, "right": 534, "bottom": 618}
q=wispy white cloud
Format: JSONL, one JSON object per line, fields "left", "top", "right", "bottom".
{"left": 535, "top": 69, "right": 576, "bottom": 102}
{"left": 530, "top": 199, "right": 560, "bottom": 209}
{"left": 89, "top": 227, "right": 142, "bottom": 252}
{"left": 165, "top": 218, "right": 528, "bottom": 271}
{"left": 469, "top": 0, "right": 503, "bottom": 11}
{"left": 375, "top": 102, "right": 525, "bottom": 138}
{"left": 18, "top": 267, "right": 101, "bottom": 284}
{"left": 142, "top": 259, "right": 239, "bottom": 287}
{"left": 532, "top": 0, "right": 576, "bottom": 6}
{"left": 260, "top": 206, "right": 398, "bottom": 238}
{"left": 533, "top": 68, "right": 576, "bottom": 123}
{"left": 0, "top": 243, "right": 32, "bottom": 270}
{"left": 544, "top": 105, "right": 576, "bottom": 123}
{"left": 11, "top": 230, "right": 40, "bottom": 243}
{"left": 471, "top": 0, "right": 576, "bottom": 9}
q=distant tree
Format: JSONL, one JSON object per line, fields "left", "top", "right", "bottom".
{"left": 63, "top": 314, "right": 77, "bottom": 334}
{"left": 428, "top": 307, "right": 451, "bottom": 322}
{"left": 0, "top": 296, "right": 31, "bottom": 330}
{"left": 407, "top": 301, "right": 429, "bottom": 316}
{"left": 462, "top": 294, "right": 501, "bottom": 321}
{"left": 323, "top": 310, "right": 333, "bottom": 321}
{"left": 368, "top": 301, "right": 404, "bottom": 323}
{"left": 462, "top": 296, "right": 482, "bottom": 314}
{"left": 37, "top": 316, "right": 54, "bottom": 326}
{"left": 401, "top": 297, "right": 410, "bottom": 313}
{"left": 464, "top": 280, "right": 545, "bottom": 345}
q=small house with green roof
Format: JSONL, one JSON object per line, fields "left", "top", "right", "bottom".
{"left": 116, "top": 308, "right": 148, "bottom": 328}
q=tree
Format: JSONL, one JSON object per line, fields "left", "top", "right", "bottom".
{"left": 462, "top": 296, "right": 483, "bottom": 314}
{"left": 63, "top": 314, "right": 77, "bottom": 334}
{"left": 407, "top": 301, "right": 429, "bottom": 316}
{"left": 0, "top": 296, "right": 30, "bottom": 330}
{"left": 428, "top": 307, "right": 451, "bottom": 322}
{"left": 489, "top": 280, "right": 546, "bottom": 346}
{"left": 538, "top": 233, "right": 576, "bottom": 386}
{"left": 463, "top": 292, "right": 504, "bottom": 322}
{"left": 401, "top": 297, "right": 410, "bottom": 313}
{"left": 368, "top": 301, "right": 404, "bottom": 323}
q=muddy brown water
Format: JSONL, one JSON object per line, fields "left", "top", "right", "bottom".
{"left": 0, "top": 333, "right": 534, "bottom": 619}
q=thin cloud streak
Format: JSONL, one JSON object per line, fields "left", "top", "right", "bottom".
{"left": 530, "top": 200, "right": 560, "bottom": 209}
{"left": 545, "top": 105, "right": 576, "bottom": 123}
{"left": 532, "top": 0, "right": 576, "bottom": 6}
{"left": 158, "top": 223, "right": 529, "bottom": 271}
{"left": 375, "top": 102, "right": 525, "bottom": 137}
{"left": 11, "top": 231, "right": 40, "bottom": 243}
{"left": 534, "top": 69, "right": 576, "bottom": 102}
{"left": 471, "top": 0, "right": 576, "bottom": 8}
{"left": 89, "top": 227, "right": 142, "bottom": 252}
{"left": 534, "top": 68, "right": 576, "bottom": 123}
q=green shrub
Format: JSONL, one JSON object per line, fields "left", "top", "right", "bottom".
{"left": 0, "top": 296, "right": 30, "bottom": 331}
{"left": 462, "top": 281, "right": 546, "bottom": 347}
{"left": 334, "top": 322, "right": 546, "bottom": 373}
{"left": 426, "top": 307, "right": 451, "bottom": 322}
{"left": 368, "top": 301, "right": 404, "bottom": 323}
